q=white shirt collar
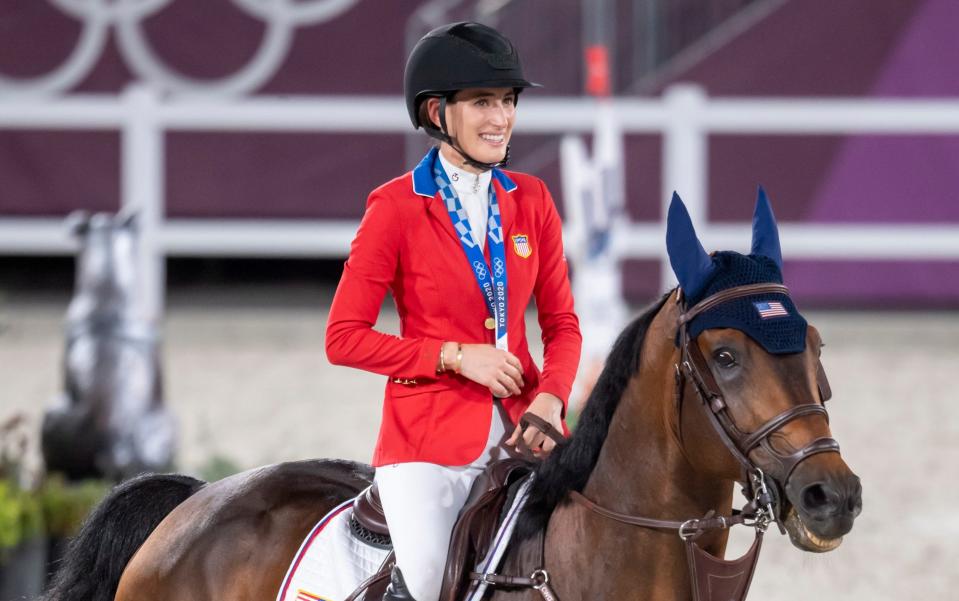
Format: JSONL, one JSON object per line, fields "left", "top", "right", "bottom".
{"left": 438, "top": 150, "right": 492, "bottom": 196}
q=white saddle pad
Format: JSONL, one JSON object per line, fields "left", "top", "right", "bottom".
{"left": 275, "top": 498, "right": 391, "bottom": 601}
{"left": 276, "top": 475, "right": 534, "bottom": 601}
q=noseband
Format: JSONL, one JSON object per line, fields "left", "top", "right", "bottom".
{"left": 676, "top": 283, "right": 840, "bottom": 528}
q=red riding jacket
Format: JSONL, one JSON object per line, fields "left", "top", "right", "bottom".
{"left": 326, "top": 148, "right": 582, "bottom": 466}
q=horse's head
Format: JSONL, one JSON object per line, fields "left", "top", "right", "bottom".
{"left": 67, "top": 210, "right": 140, "bottom": 309}
{"left": 666, "top": 190, "right": 861, "bottom": 553}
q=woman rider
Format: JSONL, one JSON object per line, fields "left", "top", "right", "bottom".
{"left": 325, "top": 22, "right": 582, "bottom": 601}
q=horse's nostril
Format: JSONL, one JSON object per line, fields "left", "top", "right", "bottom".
{"left": 801, "top": 478, "right": 861, "bottom": 520}
{"left": 800, "top": 482, "right": 837, "bottom": 515}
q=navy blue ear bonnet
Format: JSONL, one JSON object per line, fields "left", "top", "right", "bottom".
{"left": 685, "top": 251, "right": 807, "bottom": 353}
{"left": 666, "top": 188, "right": 807, "bottom": 354}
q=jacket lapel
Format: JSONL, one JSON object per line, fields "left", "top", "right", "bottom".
{"left": 492, "top": 177, "right": 515, "bottom": 241}
{"left": 413, "top": 148, "right": 461, "bottom": 248}
{"left": 426, "top": 194, "right": 463, "bottom": 247}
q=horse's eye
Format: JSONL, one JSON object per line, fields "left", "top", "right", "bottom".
{"left": 714, "top": 350, "right": 737, "bottom": 368}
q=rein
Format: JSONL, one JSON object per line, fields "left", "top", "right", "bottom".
{"left": 568, "top": 489, "right": 756, "bottom": 537}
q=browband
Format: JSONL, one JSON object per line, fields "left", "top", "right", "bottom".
{"left": 679, "top": 283, "right": 789, "bottom": 326}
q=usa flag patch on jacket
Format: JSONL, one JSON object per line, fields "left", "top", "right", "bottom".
{"left": 511, "top": 234, "right": 532, "bottom": 258}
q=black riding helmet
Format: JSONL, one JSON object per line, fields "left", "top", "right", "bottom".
{"left": 404, "top": 22, "right": 541, "bottom": 170}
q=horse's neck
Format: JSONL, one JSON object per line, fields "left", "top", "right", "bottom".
{"left": 584, "top": 297, "right": 732, "bottom": 522}
{"left": 547, "top": 296, "right": 735, "bottom": 599}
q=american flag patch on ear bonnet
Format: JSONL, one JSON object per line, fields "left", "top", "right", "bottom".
{"left": 684, "top": 252, "right": 807, "bottom": 354}
{"left": 754, "top": 301, "right": 788, "bottom": 319}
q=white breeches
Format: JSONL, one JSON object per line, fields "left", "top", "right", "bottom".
{"left": 373, "top": 402, "right": 512, "bottom": 601}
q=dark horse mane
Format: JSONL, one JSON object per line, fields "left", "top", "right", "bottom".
{"left": 517, "top": 291, "right": 672, "bottom": 540}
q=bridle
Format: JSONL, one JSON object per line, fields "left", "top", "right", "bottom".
{"left": 565, "top": 283, "right": 841, "bottom": 601}
{"left": 571, "top": 282, "right": 839, "bottom": 529}
{"left": 482, "top": 283, "right": 843, "bottom": 601}
{"left": 674, "top": 282, "right": 839, "bottom": 529}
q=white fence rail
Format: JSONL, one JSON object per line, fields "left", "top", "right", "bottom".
{"left": 2, "top": 84, "right": 959, "bottom": 313}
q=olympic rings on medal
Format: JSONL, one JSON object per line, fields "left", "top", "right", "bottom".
{"left": 0, "top": 0, "right": 360, "bottom": 97}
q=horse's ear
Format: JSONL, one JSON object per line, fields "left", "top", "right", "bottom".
{"left": 750, "top": 186, "right": 783, "bottom": 270}
{"left": 65, "top": 210, "right": 91, "bottom": 238}
{"left": 666, "top": 192, "right": 714, "bottom": 298}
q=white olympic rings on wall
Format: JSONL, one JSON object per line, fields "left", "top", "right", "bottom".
{"left": 0, "top": 0, "right": 361, "bottom": 97}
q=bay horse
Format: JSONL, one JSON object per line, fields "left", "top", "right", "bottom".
{"left": 42, "top": 192, "right": 860, "bottom": 601}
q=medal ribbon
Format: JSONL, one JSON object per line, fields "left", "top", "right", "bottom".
{"left": 433, "top": 158, "right": 509, "bottom": 351}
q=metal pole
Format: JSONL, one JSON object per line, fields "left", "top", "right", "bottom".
{"left": 582, "top": 0, "right": 615, "bottom": 96}
{"left": 640, "top": 0, "right": 662, "bottom": 79}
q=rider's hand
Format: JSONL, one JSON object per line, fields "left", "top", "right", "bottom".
{"left": 507, "top": 392, "right": 564, "bottom": 458}
{"left": 456, "top": 343, "right": 525, "bottom": 398}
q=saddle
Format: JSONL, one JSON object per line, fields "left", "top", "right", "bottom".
{"left": 348, "top": 457, "right": 533, "bottom": 601}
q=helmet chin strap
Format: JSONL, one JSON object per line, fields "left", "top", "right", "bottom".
{"left": 424, "top": 96, "right": 511, "bottom": 171}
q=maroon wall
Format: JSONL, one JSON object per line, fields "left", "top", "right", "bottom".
{"left": 629, "top": 0, "right": 959, "bottom": 306}
{"left": 2, "top": 0, "right": 957, "bottom": 306}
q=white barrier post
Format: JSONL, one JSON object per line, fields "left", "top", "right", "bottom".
{"left": 661, "top": 84, "right": 708, "bottom": 292}
{"left": 122, "top": 85, "right": 165, "bottom": 322}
